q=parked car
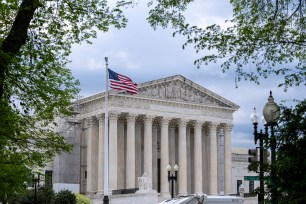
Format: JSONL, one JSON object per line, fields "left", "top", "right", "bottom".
{"left": 159, "top": 194, "right": 244, "bottom": 204}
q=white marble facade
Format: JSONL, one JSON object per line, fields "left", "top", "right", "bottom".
{"left": 75, "top": 75, "right": 239, "bottom": 198}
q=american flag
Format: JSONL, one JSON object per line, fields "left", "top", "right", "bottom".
{"left": 108, "top": 69, "right": 137, "bottom": 94}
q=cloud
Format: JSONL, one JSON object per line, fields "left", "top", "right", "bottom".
{"left": 232, "top": 129, "right": 255, "bottom": 148}
{"left": 184, "top": 0, "right": 234, "bottom": 28}
{"left": 88, "top": 58, "right": 104, "bottom": 71}
{"left": 67, "top": 0, "right": 306, "bottom": 149}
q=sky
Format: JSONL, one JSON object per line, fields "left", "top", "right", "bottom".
{"left": 67, "top": 0, "right": 305, "bottom": 149}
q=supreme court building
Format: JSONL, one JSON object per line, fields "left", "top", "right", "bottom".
{"left": 50, "top": 75, "right": 240, "bottom": 199}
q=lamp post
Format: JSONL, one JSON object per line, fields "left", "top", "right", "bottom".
{"left": 250, "top": 91, "right": 280, "bottom": 204}
{"left": 32, "top": 173, "right": 40, "bottom": 204}
{"left": 250, "top": 108, "right": 265, "bottom": 204}
{"left": 239, "top": 184, "right": 245, "bottom": 198}
{"left": 167, "top": 164, "right": 179, "bottom": 199}
{"left": 263, "top": 91, "right": 280, "bottom": 204}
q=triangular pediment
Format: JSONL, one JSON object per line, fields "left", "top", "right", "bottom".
{"left": 134, "top": 75, "right": 239, "bottom": 110}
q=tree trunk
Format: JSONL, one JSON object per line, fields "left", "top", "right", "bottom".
{"left": 0, "top": 0, "right": 38, "bottom": 99}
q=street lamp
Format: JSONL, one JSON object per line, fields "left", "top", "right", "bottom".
{"left": 250, "top": 91, "right": 280, "bottom": 204}
{"left": 239, "top": 184, "right": 244, "bottom": 198}
{"left": 263, "top": 91, "right": 280, "bottom": 204}
{"left": 250, "top": 108, "right": 265, "bottom": 204}
{"left": 167, "top": 164, "right": 179, "bottom": 199}
{"left": 263, "top": 91, "right": 280, "bottom": 126}
{"left": 32, "top": 173, "right": 40, "bottom": 204}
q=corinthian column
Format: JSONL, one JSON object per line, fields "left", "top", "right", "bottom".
{"left": 178, "top": 118, "right": 188, "bottom": 196}
{"left": 194, "top": 121, "right": 203, "bottom": 194}
{"left": 86, "top": 117, "right": 98, "bottom": 195}
{"left": 144, "top": 115, "right": 154, "bottom": 180}
{"left": 224, "top": 124, "right": 233, "bottom": 195}
{"left": 109, "top": 112, "right": 119, "bottom": 191}
{"left": 97, "top": 115, "right": 105, "bottom": 195}
{"left": 152, "top": 122, "right": 158, "bottom": 190}
{"left": 126, "top": 113, "right": 137, "bottom": 188}
{"left": 160, "top": 117, "right": 171, "bottom": 198}
{"left": 209, "top": 122, "right": 218, "bottom": 195}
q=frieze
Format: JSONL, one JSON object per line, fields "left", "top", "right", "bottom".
{"left": 79, "top": 98, "right": 104, "bottom": 115}
{"left": 150, "top": 104, "right": 232, "bottom": 120}
{"left": 110, "top": 97, "right": 150, "bottom": 109}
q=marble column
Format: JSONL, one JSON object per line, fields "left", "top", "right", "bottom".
{"left": 186, "top": 126, "right": 192, "bottom": 194}
{"left": 144, "top": 115, "right": 154, "bottom": 180}
{"left": 117, "top": 119, "right": 125, "bottom": 189}
{"left": 86, "top": 117, "right": 99, "bottom": 195}
{"left": 160, "top": 117, "right": 171, "bottom": 198}
{"left": 178, "top": 118, "right": 188, "bottom": 196}
{"left": 194, "top": 121, "right": 203, "bottom": 194}
{"left": 135, "top": 121, "right": 142, "bottom": 185}
{"left": 86, "top": 117, "right": 94, "bottom": 195}
{"left": 109, "top": 112, "right": 119, "bottom": 191}
{"left": 152, "top": 122, "right": 158, "bottom": 190}
{"left": 169, "top": 124, "right": 176, "bottom": 167}
{"left": 209, "top": 122, "right": 218, "bottom": 195}
{"left": 126, "top": 113, "right": 137, "bottom": 188}
{"left": 224, "top": 124, "right": 233, "bottom": 195}
{"left": 97, "top": 115, "right": 104, "bottom": 195}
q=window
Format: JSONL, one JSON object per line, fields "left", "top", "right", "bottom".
{"left": 45, "top": 171, "right": 53, "bottom": 187}
{"left": 249, "top": 180, "right": 254, "bottom": 193}
{"left": 237, "top": 180, "right": 242, "bottom": 194}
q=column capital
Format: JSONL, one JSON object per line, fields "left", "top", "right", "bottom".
{"left": 192, "top": 120, "right": 204, "bottom": 128}
{"left": 144, "top": 115, "right": 155, "bottom": 124}
{"left": 223, "top": 123, "right": 233, "bottom": 132}
{"left": 127, "top": 113, "right": 138, "bottom": 122}
{"left": 96, "top": 114, "right": 105, "bottom": 124}
{"left": 85, "top": 116, "right": 97, "bottom": 127}
{"left": 208, "top": 121, "right": 219, "bottom": 129}
{"left": 161, "top": 117, "right": 171, "bottom": 126}
{"left": 109, "top": 112, "right": 119, "bottom": 121}
{"left": 178, "top": 118, "right": 188, "bottom": 127}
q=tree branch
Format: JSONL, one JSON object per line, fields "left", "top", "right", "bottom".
{"left": 288, "top": 0, "right": 302, "bottom": 19}
{"left": 0, "top": 0, "right": 39, "bottom": 99}
{"left": 273, "top": 0, "right": 279, "bottom": 19}
{"left": 2, "top": 0, "right": 39, "bottom": 54}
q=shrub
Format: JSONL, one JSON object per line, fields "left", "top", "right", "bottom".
{"left": 15, "top": 186, "right": 55, "bottom": 204}
{"left": 55, "top": 189, "right": 76, "bottom": 204}
{"left": 76, "top": 193, "right": 92, "bottom": 204}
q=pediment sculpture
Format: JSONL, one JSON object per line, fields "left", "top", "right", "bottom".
{"left": 138, "top": 80, "right": 230, "bottom": 108}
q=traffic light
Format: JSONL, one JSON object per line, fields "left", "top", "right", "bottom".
{"left": 248, "top": 148, "right": 259, "bottom": 172}
{"left": 248, "top": 148, "right": 258, "bottom": 163}
{"left": 263, "top": 149, "right": 270, "bottom": 164}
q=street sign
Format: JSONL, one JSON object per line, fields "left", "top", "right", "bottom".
{"left": 244, "top": 176, "right": 259, "bottom": 181}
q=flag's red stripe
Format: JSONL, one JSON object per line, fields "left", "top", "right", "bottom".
{"left": 110, "top": 84, "right": 137, "bottom": 92}
{"left": 111, "top": 87, "right": 137, "bottom": 94}
{"left": 110, "top": 80, "right": 137, "bottom": 88}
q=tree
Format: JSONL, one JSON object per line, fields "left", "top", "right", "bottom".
{"left": 55, "top": 189, "right": 76, "bottom": 204}
{"left": 0, "top": 155, "right": 32, "bottom": 203}
{"left": 269, "top": 100, "right": 306, "bottom": 203}
{"left": 147, "top": 0, "right": 306, "bottom": 90}
{"left": 0, "top": 0, "right": 130, "bottom": 201}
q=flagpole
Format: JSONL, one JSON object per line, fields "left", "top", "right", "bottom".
{"left": 103, "top": 57, "right": 109, "bottom": 204}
